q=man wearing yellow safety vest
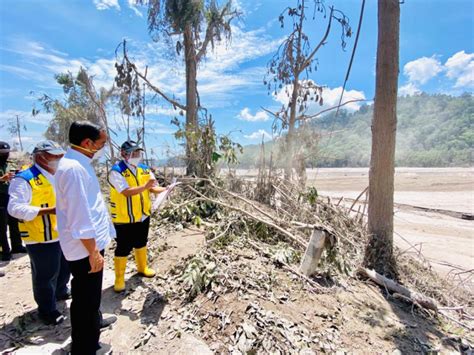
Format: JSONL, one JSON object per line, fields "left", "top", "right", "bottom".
{"left": 108, "top": 140, "right": 167, "bottom": 292}
{"left": 8, "top": 140, "right": 70, "bottom": 325}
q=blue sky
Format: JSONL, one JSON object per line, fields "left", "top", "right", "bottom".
{"left": 0, "top": 0, "right": 473, "bottom": 157}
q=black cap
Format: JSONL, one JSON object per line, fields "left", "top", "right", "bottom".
{"left": 0, "top": 141, "right": 10, "bottom": 154}
{"left": 120, "top": 140, "right": 144, "bottom": 154}
{"left": 32, "top": 140, "right": 65, "bottom": 155}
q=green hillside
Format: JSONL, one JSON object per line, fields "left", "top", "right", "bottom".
{"left": 238, "top": 93, "right": 473, "bottom": 168}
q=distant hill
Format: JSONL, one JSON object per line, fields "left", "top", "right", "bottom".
{"left": 238, "top": 93, "right": 473, "bottom": 168}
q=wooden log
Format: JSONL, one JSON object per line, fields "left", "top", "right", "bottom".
{"left": 299, "top": 229, "right": 328, "bottom": 277}
{"left": 358, "top": 267, "right": 438, "bottom": 312}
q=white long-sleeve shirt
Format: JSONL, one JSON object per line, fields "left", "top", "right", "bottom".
{"left": 55, "top": 148, "right": 114, "bottom": 261}
{"left": 7, "top": 164, "right": 58, "bottom": 245}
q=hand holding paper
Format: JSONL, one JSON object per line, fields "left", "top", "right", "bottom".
{"left": 152, "top": 178, "right": 181, "bottom": 212}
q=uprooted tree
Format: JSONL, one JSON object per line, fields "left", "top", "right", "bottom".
{"left": 264, "top": 0, "right": 351, "bottom": 183}
{"left": 364, "top": 0, "right": 400, "bottom": 277}
{"left": 121, "top": 0, "right": 240, "bottom": 176}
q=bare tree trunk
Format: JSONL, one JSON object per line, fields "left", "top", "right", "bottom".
{"left": 184, "top": 25, "right": 199, "bottom": 176}
{"left": 365, "top": 0, "right": 400, "bottom": 277}
{"left": 16, "top": 115, "right": 23, "bottom": 151}
{"left": 142, "top": 82, "right": 149, "bottom": 164}
{"left": 285, "top": 78, "right": 299, "bottom": 181}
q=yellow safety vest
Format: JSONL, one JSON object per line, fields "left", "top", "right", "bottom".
{"left": 20, "top": 164, "right": 32, "bottom": 171}
{"left": 15, "top": 166, "right": 58, "bottom": 243}
{"left": 109, "top": 161, "right": 152, "bottom": 224}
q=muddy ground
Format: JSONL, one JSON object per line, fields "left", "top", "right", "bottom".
{"left": 0, "top": 167, "right": 472, "bottom": 354}
{"left": 1, "top": 226, "right": 471, "bottom": 354}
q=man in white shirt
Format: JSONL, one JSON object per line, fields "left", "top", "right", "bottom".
{"left": 108, "top": 140, "right": 166, "bottom": 292}
{"left": 8, "top": 140, "right": 70, "bottom": 325}
{"left": 55, "top": 121, "right": 115, "bottom": 354}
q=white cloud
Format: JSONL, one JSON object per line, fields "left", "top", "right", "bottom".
{"left": 1, "top": 22, "right": 281, "bottom": 114}
{"left": 398, "top": 82, "right": 420, "bottom": 96}
{"left": 124, "top": 117, "right": 175, "bottom": 135}
{"left": 403, "top": 56, "right": 442, "bottom": 84}
{"left": 145, "top": 105, "right": 182, "bottom": 117}
{"left": 0, "top": 64, "right": 39, "bottom": 80}
{"left": 116, "top": 25, "right": 281, "bottom": 108}
{"left": 273, "top": 81, "right": 366, "bottom": 114}
{"left": 128, "top": 0, "right": 143, "bottom": 17}
{"left": 401, "top": 51, "right": 474, "bottom": 92}
{"left": 244, "top": 129, "right": 272, "bottom": 141}
{"left": 444, "top": 50, "right": 474, "bottom": 89}
{"left": 93, "top": 0, "right": 120, "bottom": 11}
{"left": 1, "top": 40, "right": 120, "bottom": 90}
{"left": 237, "top": 107, "right": 270, "bottom": 122}
{"left": 0, "top": 110, "right": 52, "bottom": 127}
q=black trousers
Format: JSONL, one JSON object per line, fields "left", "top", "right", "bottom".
{"left": 114, "top": 217, "right": 150, "bottom": 257}
{"left": 0, "top": 193, "right": 22, "bottom": 255}
{"left": 67, "top": 250, "right": 104, "bottom": 355}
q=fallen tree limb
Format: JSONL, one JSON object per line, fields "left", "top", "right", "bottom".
{"left": 185, "top": 185, "right": 307, "bottom": 249}
{"left": 206, "top": 219, "right": 237, "bottom": 244}
{"left": 348, "top": 186, "right": 368, "bottom": 214}
{"left": 246, "top": 239, "right": 324, "bottom": 292}
{"left": 358, "top": 267, "right": 439, "bottom": 312}
{"left": 439, "top": 310, "right": 473, "bottom": 331}
{"left": 208, "top": 180, "right": 281, "bottom": 225}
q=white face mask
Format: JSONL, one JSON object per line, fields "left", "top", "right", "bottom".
{"left": 46, "top": 159, "right": 60, "bottom": 172}
{"left": 92, "top": 146, "right": 107, "bottom": 161}
{"left": 128, "top": 156, "right": 141, "bottom": 166}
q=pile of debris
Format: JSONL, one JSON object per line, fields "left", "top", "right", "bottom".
{"left": 135, "top": 170, "right": 473, "bottom": 353}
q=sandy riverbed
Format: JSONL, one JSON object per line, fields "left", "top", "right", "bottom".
{"left": 308, "top": 167, "right": 473, "bottom": 284}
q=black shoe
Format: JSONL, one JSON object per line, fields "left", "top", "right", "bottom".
{"left": 97, "top": 342, "right": 112, "bottom": 354}
{"left": 11, "top": 246, "right": 27, "bottom": 254}
{"left": 100, "top": 315, "right": 117, "bottom": 329}
{"left": 1, "top": 253, "right": 11, "bottom": 261}
{"left": 39, "top": 310, "right": 65, "bottom": 325}
{"left": 56, "top": 288, "right": 71, "bottom": 301}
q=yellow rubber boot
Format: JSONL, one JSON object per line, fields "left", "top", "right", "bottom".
{"left": 114, "top": 257, "right": 127, "bottom": 292}
{"left": 134, "top": 247, "right": 156, "bottom": 277}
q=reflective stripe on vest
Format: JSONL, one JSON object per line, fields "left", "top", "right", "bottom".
{"left": 109, "top": 161, "right": 152, "bottom": 224}
{"left": 15, "top": 165, "right": 58, "bottom": 243}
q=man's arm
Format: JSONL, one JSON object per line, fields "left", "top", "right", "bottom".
{"left": 120, "top": 179, "right": 156, "bottom": 196}
{"left": 146, "top": 170, "right": 165, "bottom": 194}
{"left": 0, "top": 172, "right": 14, "bottom": 182}
{"left": 7, "top": 178, "right": 42, "bottom": 221}
{"left": 80, "top": 238, "right": 104, "bottom": 273}
{"left": 150, "top": 185, "right": 167, "bottom": 194}
{"left": 109, "top": 170, "right": 156, "bottom": 197}
{"left": 37, "top": 207, "right": 56, "bottom": 216}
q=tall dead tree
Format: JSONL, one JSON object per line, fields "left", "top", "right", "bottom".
{"left": 265, "top": 0, "right": 351, "bottom": 182}
{"left": 131, "top": 0, "right": 239, "bottom": 176}
{"left": 364, "top": 0, "right": 400, "bottom": 277}
{"left": 77, "top": 68, "right": 117, "bottom": 158}
{"left": 34, "top": 68, "right": 117, "bottom": 155}
{"left": 8, "top": 115, "right": 26, "bottom": 152}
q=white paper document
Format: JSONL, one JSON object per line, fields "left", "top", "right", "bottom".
{"left": 152, "top": 178, "right": 181, "bottom": 212}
